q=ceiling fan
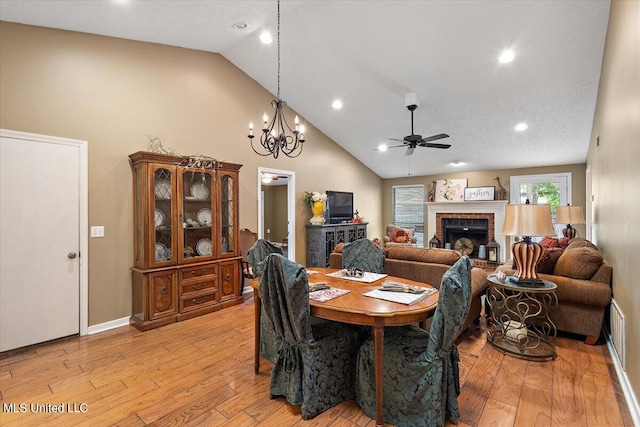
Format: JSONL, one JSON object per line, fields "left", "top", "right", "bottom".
{"left": 386, "top": 103, "right": 451, "bottom": 156}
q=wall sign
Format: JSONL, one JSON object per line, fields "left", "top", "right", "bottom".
{"left": 464, "top": 186, "right": 495, "bottom": 201}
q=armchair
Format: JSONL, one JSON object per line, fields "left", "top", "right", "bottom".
{"left": 382, "top": 224, "right": 418, "bottom": 248}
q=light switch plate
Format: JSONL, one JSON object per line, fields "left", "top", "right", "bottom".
{"left": 91, "top": 226, "right": 105, "bottom": 238}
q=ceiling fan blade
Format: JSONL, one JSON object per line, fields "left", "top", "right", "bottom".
{"left": 386, "top": 137, "right": 406, "bottom": 143}
{"left": 422, "top": 142, "right": 451, "bottom": 149}
{"left": 404, "top": 146, "right": 415, "bottom": 156}
{"left": 419, "top": 133, "right": 450, "bottom": 143}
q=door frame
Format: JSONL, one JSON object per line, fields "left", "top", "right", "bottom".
{"left": 257, "top": 167, "right": 295, "bottom": 262}
{"left": 0, "top": 129, "right": 88, "bottom": 336}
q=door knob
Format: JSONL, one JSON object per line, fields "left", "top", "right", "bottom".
{"left": 68, "top": 252, "right": 77, "bottom": 259}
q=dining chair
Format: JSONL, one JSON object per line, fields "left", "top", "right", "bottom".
{"left": 248, "top": 239, "right": 283, "bottom": 363}
{"left": 259, "top": 253, "right": 363, "bottom": 419}
{"left": 239, "top": 228, "right": 258, "bottom": 291}
{"left": 343, "top": 238, "right": 385, "bottom": 273}
{"left": 355, "top": 256, "right": 473, "bottom": 426}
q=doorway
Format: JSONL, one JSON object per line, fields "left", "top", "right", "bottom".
{"left": 0, "top": 129, "right": 88, "bottom": 352}
{"left": 257, "top": 167, "right": 295, "bottom": 262}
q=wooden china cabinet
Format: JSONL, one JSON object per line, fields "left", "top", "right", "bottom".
{"left": 128, "top": 151, "right": 243, "bottom": 331}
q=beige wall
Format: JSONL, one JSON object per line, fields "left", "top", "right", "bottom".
{"left": 0, "top": 22, "right": 382, "bottom": 325}
{"left": 382, "top": 163, "right": 588, "bottom": 239}
{"left": 588, "top": 0, "right": 640, "bottom": 408}
{"left": 261, "top": 184, "right": 288, "bottom": 243}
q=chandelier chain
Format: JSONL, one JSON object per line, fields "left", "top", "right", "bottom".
{"left": 277, "top": 0, "right": 280, "bottom": 100}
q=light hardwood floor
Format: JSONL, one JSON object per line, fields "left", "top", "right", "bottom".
{"left": 0, "top": 295, "right": 633, "bottom": 426}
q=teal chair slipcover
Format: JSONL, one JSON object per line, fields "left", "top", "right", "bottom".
{"left": 248, "top": 239, "right": 283, "bottom": 363}
{"left": 259, "top": 253, "right": 363, "bottom": 419}
{"left": 343, "top": 238, "right": 385, "bottom": 274}
{"left": 355, "top": 256, "right": 473, "bottom": 426}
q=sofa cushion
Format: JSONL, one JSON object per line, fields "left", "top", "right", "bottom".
{"left": 537, "top": 247, "right": 564, "bottom": 274}
{"left": 387, "top": 247, "right": 461, "bottom": 266}
{"left": 554, "top": 246, "right": 603, "bottom": 280}
{"left": 565, "top": 238, "right": 598, "bottom": 251}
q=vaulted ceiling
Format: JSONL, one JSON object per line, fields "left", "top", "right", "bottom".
{"left": 0, "top": 0, "right": 610, "bottom": 178}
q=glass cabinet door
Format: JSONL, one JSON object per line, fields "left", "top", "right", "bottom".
{"left": 218, "top": 170, "right": 237, "bottom": 257}
{"left": 180, "top": 169, "right": 216, "bottom": 263}
{"left": 152, "top": 166, "right": 174, "bottom": 267}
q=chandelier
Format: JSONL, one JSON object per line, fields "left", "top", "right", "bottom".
{"left": 247, "top": 0, "right": 305, "bottom": 158}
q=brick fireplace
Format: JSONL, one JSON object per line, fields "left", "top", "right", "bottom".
{"left": 426, "top": 201, "right": 508, "bottom": 263}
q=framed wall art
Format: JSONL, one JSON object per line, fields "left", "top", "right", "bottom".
{"left": 464, "top": 186, "right": 495, "bottom": 201}
{"left": 435, "top": 179, "right": 467, "bottom": 202}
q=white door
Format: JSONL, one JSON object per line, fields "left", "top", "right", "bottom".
{"left": 1, "top": 131, "right": 83, "bottom": 351}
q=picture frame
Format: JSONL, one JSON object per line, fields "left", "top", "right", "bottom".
{"left": 464, "top": 186, "right": 495, "bottom": 201}
{"left": 435, "top": 179, "right": 467, "bottom": 202}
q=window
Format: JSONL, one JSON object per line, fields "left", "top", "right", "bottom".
{"left": 392, "top": 185, "right": 425, "bottom": 246}
{"left": 509, "top": 173, "right": 572, "bottom": 237}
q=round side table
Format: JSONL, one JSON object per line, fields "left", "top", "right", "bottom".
{"left": 486, "top": 274, "right": 558, "bottom": 360}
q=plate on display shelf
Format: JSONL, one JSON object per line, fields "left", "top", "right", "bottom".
{"left": 154, "top": 208, "right": 165, "bottom": 227}
{"left": 196, "top": 238, "right": 212, "bottom": 256}
{"left": 154, "top": 180, "right": 171, "bottom": 200}
{"left": 155, "top": 243, "right": 171, "bottom": 262}
{"left": 196, "top": 208, "right": 212, "bottom": 226}
{"left": 190, "top": 182, "right": 209, "bottom": 200}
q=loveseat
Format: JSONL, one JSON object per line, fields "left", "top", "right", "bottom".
{"left": 382, "top": 224, "right": 418, "bottom": 248}
{"left": 496, "top": 237, "right": 612, "bottom": 344}
{"left": 330, "top": 244, "right": 489, "bottom": 333}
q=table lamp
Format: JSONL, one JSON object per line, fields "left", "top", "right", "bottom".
{"left": 556, "top": 204, "right": 585, "bottom": 239}
{"left": 501, "top": 201, "right": 556, "bottom": 285}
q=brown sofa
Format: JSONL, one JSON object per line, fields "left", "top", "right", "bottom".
{"left": 496, "top": 238, "right": 612, "bottom": 344}
{"left": 330, "top": 244, "right": 489, "bottom": 333}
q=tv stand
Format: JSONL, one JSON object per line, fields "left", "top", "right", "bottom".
{"left": 306, "top": 223, "right": 368, "bottom": 267}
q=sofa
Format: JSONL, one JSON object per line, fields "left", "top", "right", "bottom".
{"left": 496, "top": 237, "right": 612, "bottom": 344}
{"left": 330, "top": 244, "right": 489, "bottom": 333}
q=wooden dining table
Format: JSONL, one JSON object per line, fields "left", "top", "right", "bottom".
{"left": 251, "top": 267, "right": 439, "bottom": 427}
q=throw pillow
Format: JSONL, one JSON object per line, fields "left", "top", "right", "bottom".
{"left": 394, "top": 228, "right": 409, "bottom": 243}
{"left": 554, "top": 246, "right": 603, "bottom": 280}
{"left": 565, "top": 238, "right": 598, "bottom": 251}
{"left": 539, "top": 237, "right": 560, "bottom": 248}
{"left": 536, "top": 247, "right": 563, "bottom": 274}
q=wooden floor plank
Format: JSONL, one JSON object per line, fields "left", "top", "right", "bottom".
{"left": 0, "top": 296, "right": 631, "bottom": 427}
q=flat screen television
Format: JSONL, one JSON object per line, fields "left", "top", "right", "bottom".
{"left": 326, "top": 191, "right": 354, "bottom": 224}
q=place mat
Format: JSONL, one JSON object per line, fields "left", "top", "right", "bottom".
{"left": 309, "top": 287, "right": 350, "bottom": 303}
{"left": 326, "top": 270, "right": 388, "bottom": 283}
{"left": 364, "top": 287, "right": 437, "bottom": 305}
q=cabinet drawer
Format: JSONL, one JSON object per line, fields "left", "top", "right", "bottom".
{"left": 181, "top": 279, "right": 216, "bottom": 296}
{"left": 181, "top": 264, "right": 217, "bottom": 281}
{"left": 181, "top": 291, "right": 218, "bottom": 311}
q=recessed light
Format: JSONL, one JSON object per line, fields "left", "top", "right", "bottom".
{"left": 378, "top": 144, "right": 388, "bottom": 152}
{"left": 233, "top": 22, "right": 248, "bottom": 30}
{"left": 451, "top": 161, "right": 464, "bottom": 166}
{"left": 332, "top": 99, "right": 343, "bottom": 110}
{"left": 260, "top": 31, "right": 272, "bottom": 44}
{"left": 499, "top": 50, "right": 515, "bottom": 64}
{"left": 515, "top": 123, "right": 528, "bottom": 131}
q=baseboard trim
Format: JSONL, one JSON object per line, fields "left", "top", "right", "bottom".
{"left": 88, "top": 316, "right": 130, "bottom": 335}
{"left": 606, "top": 330, "right": 640, "bottom": 426}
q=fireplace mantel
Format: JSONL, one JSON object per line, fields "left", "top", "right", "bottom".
{"left": 426, "top": 201, "right": 508, "bottom": 263}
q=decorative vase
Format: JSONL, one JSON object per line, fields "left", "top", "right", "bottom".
{"left": 310, "top": 201, "right": 326, "bottom": 225}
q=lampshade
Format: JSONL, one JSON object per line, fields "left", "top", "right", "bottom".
{"left": 501, "top": 203, "right": 556, "bottom": 237}
{"left": 556, "top": 205, "right": 585, "bottom": 225}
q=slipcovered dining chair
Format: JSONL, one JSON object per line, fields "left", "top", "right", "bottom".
{"left": 259, "top": 253, "right": 363, "bottom": 419}
{"left": 355, "top": 256, "right": 473, "bottom": 426}
{"left": 342, "top": 238, "right": 385, "bottom": 274}
{"left": 248, "top": 239, "right": 283, "bottom": 363}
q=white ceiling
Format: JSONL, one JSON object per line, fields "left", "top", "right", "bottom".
{"left": 0, "top": 0, "right": 610, "bottom": 178}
